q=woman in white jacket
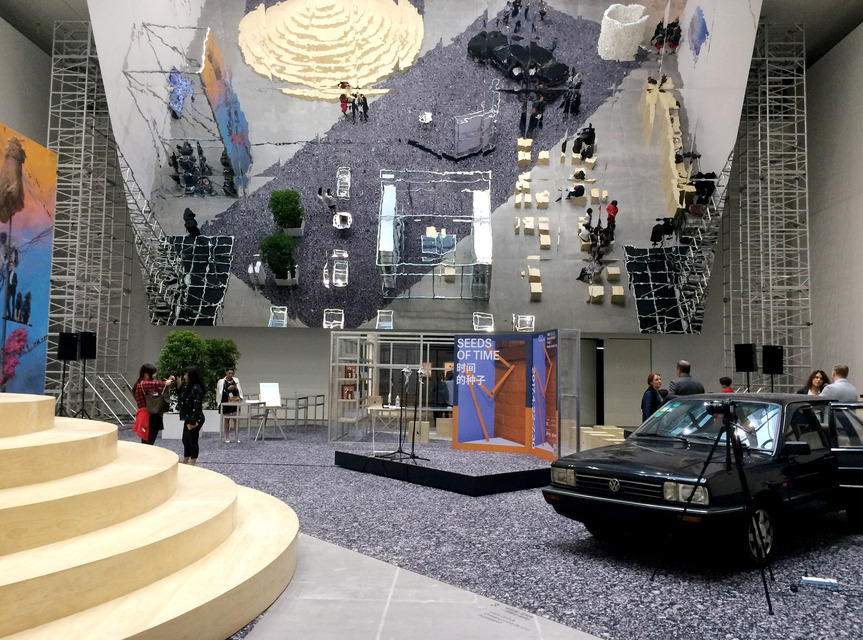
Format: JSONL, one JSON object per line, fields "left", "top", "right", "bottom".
{"left": 216, "top": 368, "right": 243, "bottom": 443}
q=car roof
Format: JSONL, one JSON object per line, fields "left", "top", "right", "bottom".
{"left": 669, "top": 393, "right": 827, "bottom": 406}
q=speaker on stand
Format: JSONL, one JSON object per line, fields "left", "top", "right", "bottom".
{"left": 762, "top": 345, "right": 784, "bottom": 392}
{"left": 734, "top": 343, "right": 757, "bottom": 392}
{"left": 75, "top": 331, "right": 96, "bottom": 419}
{"left": 56, "top": 332, "right": 78, "bottom": 416}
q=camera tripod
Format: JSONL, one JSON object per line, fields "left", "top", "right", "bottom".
{"left": 651, "top": 400, "right": 774, "bottom": 615}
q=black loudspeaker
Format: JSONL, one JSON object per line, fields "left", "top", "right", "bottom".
{"left": 763, "top": 345, "right": 785, "bottom": 375}
{"left": 57, "top": 332, "right": 79, "bottom": 361}
{"left": 734, "top": 343, "right": 757, "bottom": 373}
{"left": 79, "top": 331, "right": 97, "bottom": 360}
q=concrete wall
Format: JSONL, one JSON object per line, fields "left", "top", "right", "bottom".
{"left": 676, "top": 0, "right": 763, "bottom": 173}
{"left": 0, "top": 16, "right": 51, "bottom": 145}
{"left": 87, "top": 0, "right": 207, "bottom": 199}
{"left": 807, "top": 21, "right": 863, "bottom": 378}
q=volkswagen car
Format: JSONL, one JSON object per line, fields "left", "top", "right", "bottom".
{"left": 542, "top": 395, "right": 863, "bottom": 563}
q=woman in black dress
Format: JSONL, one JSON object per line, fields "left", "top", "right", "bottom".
{"left": 169, "top": 365, "right": 206, "bottom": 465}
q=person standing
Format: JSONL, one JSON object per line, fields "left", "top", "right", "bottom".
{"left": 5, "top": 261, "right": 17, "bottom": 321}
{"left": 797, "top": 369, "right": 829, "bottom": 395}
{"left": 719, "top": 376, "right": 734, "bottom": 393}
{"left": 668, "top": 360, "right": 705, "bottom": 396}
{"left": 133, "top": 363, "right": 167, "bottom": 445}
{"left": 357, "top": 93, "right": 369, "bottom": 122}
{"left": 819, "top": 364, "right": 860, "bottom": 402}
{"left": 169, "top": 365, "right": 206, "bottom": 465}
{"left": 216, "top": 368, "right": 243, "bottom": 443}
{"left": 641, "top": 372, "right": 664, "bottom": 422}
{"left": 606, "top": 200, "right": 619, "bottom": 228}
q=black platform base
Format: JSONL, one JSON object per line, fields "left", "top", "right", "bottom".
{"left": 334, "top": 450, "right": 550, "bottom": 496}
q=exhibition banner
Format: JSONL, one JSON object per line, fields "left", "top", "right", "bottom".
{"left": 0, "top": 123, "right": 57, "bottom": 393}
{"left": 453, "top": 330, "right": 558, "bottom": 461}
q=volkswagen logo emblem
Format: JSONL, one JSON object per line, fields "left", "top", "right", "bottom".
{"left": 608, "top": 478, "right": 621, "bottom": 492}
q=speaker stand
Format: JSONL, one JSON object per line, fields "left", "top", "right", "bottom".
{"left": 745, "top": 371, "right": 751, "bottom": 393}
{"left": 56, "top": 360, "right": 70, "bottom": 416}
{"left": 74, "top": 359, "right": 91, "bottom": 419}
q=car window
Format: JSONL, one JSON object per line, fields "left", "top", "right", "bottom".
{"left": 635, "top": 399, "right": 780, "bottom": 451}
{"left": 832, "top": 407, "right": 863, "bottom": 447}
{"left": 785, "top": 406, "right": 828, "bottom": 450}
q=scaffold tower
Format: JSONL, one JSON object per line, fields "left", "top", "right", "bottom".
{"left": 724, "top": 23, "right": 812, "bottom": 392}
{"left": 46, "top": 22, "right": 134, "bottom": 419}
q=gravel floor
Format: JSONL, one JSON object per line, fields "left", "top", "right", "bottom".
{"left": 120, "top": 427, "right": 863, "bottom": 640}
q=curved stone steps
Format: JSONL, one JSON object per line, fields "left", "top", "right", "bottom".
{"left": 0, "top": 394, "right": 56, "bottom": 437}
{"left": 0, "top": 417, "right": 117, "bottom": 489}
{"left": 0, "top": 441, "right": 178, "bottom": 555}
{"left": 4, "top": 485, "right": 299, "bottom": 640}
{"left": 0, "top": 463, "right": 238, "bottom": 637}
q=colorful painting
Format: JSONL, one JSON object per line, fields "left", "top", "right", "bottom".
{"left": 688, "top": 6, "right": 710, "bottom": 61}
{"left": 0, "top": 123, "right": 57, "bottom": 394}
{"left": 452, "top": 331, "right": 558, "bottom": 462}
{"left": 201, "top": 31, "right": 252, "bottom": 191}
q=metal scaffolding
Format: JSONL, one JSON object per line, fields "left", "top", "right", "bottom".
{"left": 46, "top": 22, "right": 134, "bottom": 419}
{"left": 724, "top": 23, "right": 812, "bottom": 392}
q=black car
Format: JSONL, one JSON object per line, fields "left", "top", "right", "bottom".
{"left": 542, "top": 394, "right": 863, "bottom": 563}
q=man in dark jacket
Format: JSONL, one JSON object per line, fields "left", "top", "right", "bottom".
{"left": 668, "top": 360, "right": 705, "bottom": 395}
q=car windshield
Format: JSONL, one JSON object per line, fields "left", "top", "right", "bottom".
{"left": 634, "top": 399, "right": 781, "bottom": 451}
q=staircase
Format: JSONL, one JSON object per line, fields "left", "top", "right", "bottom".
{"left": 0, "top": 393, "right": 298, "bottom": 639}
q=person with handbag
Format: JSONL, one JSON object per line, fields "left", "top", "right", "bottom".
{"left": 216, "top": 368, "right": 243, "bottom": 443}
{"left": 133, "top": 363, "right": 168, "bottom": 445}
{"left": 167, "top": 365, "right": 206, "bottom": 465}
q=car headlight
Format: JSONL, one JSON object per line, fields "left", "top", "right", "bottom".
{"left": 662, "top": 482, "right": 709, "bottom": 506}
{"left": 551, "top": 466, "right": 576, "bottom": 487}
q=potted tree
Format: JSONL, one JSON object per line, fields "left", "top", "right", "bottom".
{"left": 260, "top": 231, "right": 298, "bottom": 286}
{"left": 155, "top": 330, "right": 241, "bottom": 437}
{"left": 269, "top": 188, "right": 305, "bottom": 237}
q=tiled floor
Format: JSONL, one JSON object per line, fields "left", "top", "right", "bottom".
{"left": 246, "top": 534, "right": 600, "bottom": 640}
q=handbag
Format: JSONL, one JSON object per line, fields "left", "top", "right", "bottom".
{"left": 145, "top": 391, "right": 169, "bottom": 415}
{"left": 133, "top": 407, "right": 150, "bottom": 439}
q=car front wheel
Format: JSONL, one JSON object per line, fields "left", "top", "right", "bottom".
{"left": 744, "top": 507, "right": 776, "bottom": 564}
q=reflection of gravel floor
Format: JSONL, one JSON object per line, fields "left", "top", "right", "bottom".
{"left": 202, "top": 6, "right": 642, "bottom": 328}
{"left": 123, "top": 427, "right": 863, "bottom": 640}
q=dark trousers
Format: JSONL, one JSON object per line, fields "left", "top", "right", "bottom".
{"left": 142, "top": 413, "right": 163, "bottom": 445}
{"left": 182, "top": 422, "right": 203, "bottom": 458}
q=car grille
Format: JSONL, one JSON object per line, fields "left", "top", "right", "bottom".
{"left": 577, "top": 473, "right": 664, "bottom": 504}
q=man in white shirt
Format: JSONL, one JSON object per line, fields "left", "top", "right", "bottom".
{"left": 819, "top": 364, "right": 860, "bottom": 402}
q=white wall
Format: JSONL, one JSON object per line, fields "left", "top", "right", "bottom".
{"left": 807, "top": 21, "right": 863, "bottom": 379}
{"left": 0, "top": 17, "right": 51, "bottom": 145}
{"left": 676, "top": 0, "right": 762, "bottom": 173}
{"left": 87, "top": 0, "right": 206, "bottom": 199}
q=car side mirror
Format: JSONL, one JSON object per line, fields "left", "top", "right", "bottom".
{"left": 783, "top": 441, "right": 811, "bottom": 456}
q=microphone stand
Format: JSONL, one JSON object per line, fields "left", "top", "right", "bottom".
{"left": 379, "top": 367, "right": 412, "bottom": 460}
{"left": 408, "top": 367, "right": 429, "bottom": 462}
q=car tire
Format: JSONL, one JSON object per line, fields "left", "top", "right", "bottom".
{"left": 743, "top": 506, "right": 776, "bottom": 565}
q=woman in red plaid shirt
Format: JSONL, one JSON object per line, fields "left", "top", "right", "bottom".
{"left": 134, "top": 363, "right": 167, "bottom": 445}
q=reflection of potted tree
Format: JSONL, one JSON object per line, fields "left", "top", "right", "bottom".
{"left": 260, "top": 232, "right": 298, "bottom": 286}
{"left": 269, "top": 188, "right": 304, "bottom": 237}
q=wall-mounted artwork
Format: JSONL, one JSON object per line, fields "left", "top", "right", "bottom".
{"left": 0, "top": 124, "right": 57, "bottom": 394}
{"left": 452, "top": 331, "right": 558, "bottom": 462}
{"left": 201, "top": 30, "right": 252, "bottom": 191}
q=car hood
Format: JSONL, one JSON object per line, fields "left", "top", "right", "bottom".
{"left": 559, "top": 438, "right": 735, "bottom": 481}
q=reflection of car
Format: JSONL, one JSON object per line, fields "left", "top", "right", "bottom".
{"left": 542, "top": 395, "right": 863, "bottom": 563}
